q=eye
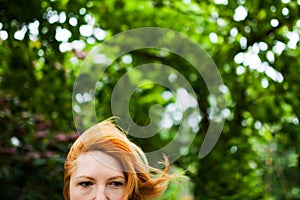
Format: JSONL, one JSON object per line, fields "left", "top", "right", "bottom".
{"left": 79, "top": 181, "right": 93, "bottom": 188}
{"left": 109, "top": 181, "right": 124, "bottom": 188}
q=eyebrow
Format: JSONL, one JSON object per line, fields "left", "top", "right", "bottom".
{"left": 75, "top": 176, "right": 95, "bottom": 181}
{"left": 108, "top": 176, "right": 126, "bottom": 181}
{"left": 75, "top": 175, "right": 126, "bottom": 181}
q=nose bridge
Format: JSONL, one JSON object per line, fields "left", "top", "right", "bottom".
{"left": 95, "top": 184, "right": 107, "bottom": 200}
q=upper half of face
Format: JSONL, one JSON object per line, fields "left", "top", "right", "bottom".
{"left": 69, "top": 151, "right": 128, "bottom": 200}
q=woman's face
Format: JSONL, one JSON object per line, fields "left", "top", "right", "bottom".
{"left": 69, "top": 151, "right": 127, "bottom": 200}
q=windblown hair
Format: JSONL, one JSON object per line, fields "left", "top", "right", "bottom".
{"left": 63, "top": 118, "right": 171, "bottom": 200}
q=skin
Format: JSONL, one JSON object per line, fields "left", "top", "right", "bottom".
{"left": 69, "top": 151, "right": 128, "bottom": 200}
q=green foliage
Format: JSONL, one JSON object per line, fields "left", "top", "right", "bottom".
{"left": 0, "top": 0, "right": 300, "bottom": 199}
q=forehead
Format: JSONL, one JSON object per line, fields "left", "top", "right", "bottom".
{"left": 73, "top": 151, "right": 125, "bottom": 178}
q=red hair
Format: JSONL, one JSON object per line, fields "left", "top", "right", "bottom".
{"left": 63, "top": 118, "right": 171, "bottom": 200}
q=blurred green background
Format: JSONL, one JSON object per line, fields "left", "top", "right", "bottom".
{"left": 1, "top": 0, "right": 300, "bottom": 199}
